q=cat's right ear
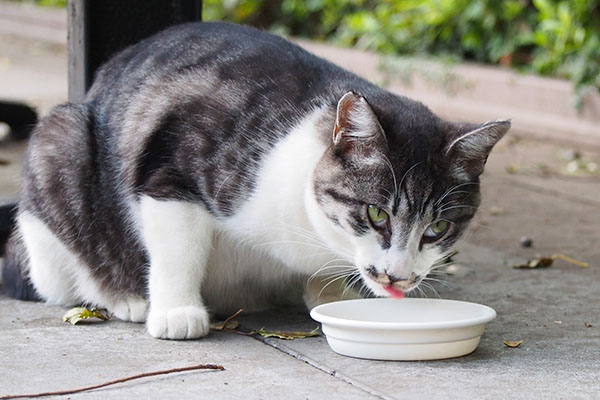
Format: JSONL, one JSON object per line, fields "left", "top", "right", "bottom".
{"left": 445, "top": 119, "right": 511, "bottom": 179}
{"left": 333, "top": 91, "right": 386, "bottom": 147}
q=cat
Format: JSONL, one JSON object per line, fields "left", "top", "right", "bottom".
{"left": 1, "top": 22, "right": 509, "bottom": 339}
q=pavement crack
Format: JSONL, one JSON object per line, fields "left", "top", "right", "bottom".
{"left": 252, "top": 336, "right": 394, "bottom": 400}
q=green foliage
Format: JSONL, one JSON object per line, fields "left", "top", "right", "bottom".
{"left": 37, "top": 0, "right": 66, "bottom": 7}
{"left": 205, "top": 0, "right": 600, "bottom": 105}
{"left": 11, "top": 0, "right": 67, "bottom": 8}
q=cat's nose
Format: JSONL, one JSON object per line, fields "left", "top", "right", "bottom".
{"left": 385, "top": 271, "right": 418, "bottom": 284}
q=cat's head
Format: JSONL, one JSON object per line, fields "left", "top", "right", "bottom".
{"left": 309, "top": 91, "right": 510, "bottom": 297}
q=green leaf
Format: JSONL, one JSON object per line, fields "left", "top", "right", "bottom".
{"left": 63, "top": 307, "right": 110, "bottom": 325}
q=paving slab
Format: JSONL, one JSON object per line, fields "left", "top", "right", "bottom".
{"left": 1, "top": 238, "right": 598, "bottom": 399}
{"left": 0, "top": 296, "right": 378, "bottom": 399}
{"left": 237, "top": 242, "right": 600, "bottom": 400}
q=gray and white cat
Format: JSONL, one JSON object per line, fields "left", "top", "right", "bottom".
{"left": 2, "top": 22, "right": 509, "bottom": 339}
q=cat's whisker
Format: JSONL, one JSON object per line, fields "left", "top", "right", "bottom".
{"left": 434, "top": 181, "right": 480, "bottom": 208}
{"left": 214, "top": 170, "right": 242, "bottom": 204}
{"left": 342, "top": 274, "right": 364, "bottom": 297}
{"left": 297, "top": 251, "right": 338, "bottom": 260}
{"left": 414, "top": 284, "right": 426, "bottom": 298}
{"left": 428, "top": 262, "right": 455, "bottom": 272}
{"left": 252, "top": 239, "right": 334, "bottom": 253}
{"left": 274, "top": 224, "right": 354, "bottom": 259}
{"left": 435, "top": 192, "right": 474, "bottom": 212}
{"left": 420, "top": 281, "right": 441, "bottom": 298}
{"left": 308, "top": 261, "right": 354, "bottom": 282}
{"left": 396, "top": 161, "right": 423, "bottom": 208}
{"left": 357, "top": 280, "right": 373, "bottom": 298}
{"left": 317, "top": 274, "right": 354, "bottom": 300}
{"left": 382, "top": 155, "right": 399, "bottom": 201}
{"left": 313, "top": 268, "right": 356, "bottom": 282}
{"left": 309, "top": 262, "right": 352, "bottom": 274}
{"left": 437, "top": 204, "right": 479, "bottom": 214}
{"left": 277, "top": 222, "right": 324, "bottom": 241}
{"left": 308, "top": 262, "right": 351, "bottom": 276}
{"left": 426, "top": 270, "right": 452, "bottom": 278}
{"left": 423, "top": 277, "right": 452, "bottom": 288}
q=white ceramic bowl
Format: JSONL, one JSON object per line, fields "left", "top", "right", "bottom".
{"left": 310, "top": 298, "right": 496, "bottom": 361}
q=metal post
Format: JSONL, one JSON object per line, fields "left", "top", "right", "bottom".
{"left": 67, "top": 0, "right": 202, "bottom": 102}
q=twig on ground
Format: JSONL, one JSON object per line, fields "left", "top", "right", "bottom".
{"left": 0, "top": 364, "right": 225, "bottom": 399}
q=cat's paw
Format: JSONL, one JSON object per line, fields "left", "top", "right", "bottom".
{"left": 110, "top": 297, "right": 148, "bottom": 323}
{"left": 146, "top": 305, "right": 210, "bottom": 339}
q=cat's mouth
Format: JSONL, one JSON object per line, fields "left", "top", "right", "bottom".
{"left": 361, "top": 266, "right": 421, "bottom": 296}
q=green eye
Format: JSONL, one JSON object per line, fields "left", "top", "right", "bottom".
{"left": 367, "top": 205, "right": 389, "bottom": 229}
{"left": 424, "top": 220, "right": 450, "bottom": 239}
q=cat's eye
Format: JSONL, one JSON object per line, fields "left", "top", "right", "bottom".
{"left": 367, "top": 205, "right": 389, "bottom": 229}
{"left": 424, "top": 220, "right": 450, "bottom": 239}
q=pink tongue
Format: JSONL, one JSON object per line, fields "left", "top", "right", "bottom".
{"left": 384, "top": 286, "right": 405, "bottom": 299}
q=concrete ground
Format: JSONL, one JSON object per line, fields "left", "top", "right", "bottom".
{"left": 0, "top": 4, "right": 599, "bottom": 399}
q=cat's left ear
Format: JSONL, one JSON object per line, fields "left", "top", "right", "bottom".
{"left": 333, "top": 91, "right": 386, "bottom": 147}
{"left": 445, "top": 120, "right": 511, "bottom": 179}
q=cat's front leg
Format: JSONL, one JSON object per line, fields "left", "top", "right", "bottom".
{"left": 140, "top": 196, "right": 214, "bottom": 339}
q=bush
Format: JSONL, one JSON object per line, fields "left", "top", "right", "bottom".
{"left": 205, "top": 0, "right": 600, "bottom": 107}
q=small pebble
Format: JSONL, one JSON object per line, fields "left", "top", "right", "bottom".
{"left": 489, "top": 206, "right": 506, "bottom": 216}
{"left": 558, "top": 149, "right": 581, "bottom": 161}
{"left": 520, "top": 236, "right": 533, "bottom": 248}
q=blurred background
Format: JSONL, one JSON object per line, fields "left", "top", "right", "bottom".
{"left": 205, "top": 0, "right": 600, "bottom": 109}
{"left": 0, "top": 0, "right": 599, "bottom": 263}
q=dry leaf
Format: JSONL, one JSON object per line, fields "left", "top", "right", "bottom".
{"left": 503, "top": 340, "right": 523, "bottom": 348}
{"left": 513, "top": 253, "right": 589, "bottom": 269}
{"left": 211, "top": 309, "right": 244, "bottom": 332}
{"left": 489, "top": 206, "right": 506, "bottom": 216}
{"left": 505, "top": 163, "right": 518, "bottom": 174}
{"left": 63, "top": 307, "right": 110, "bottom": 325}
{"left": 513, "top": 257, "right": 553, "bottom": 269}
{"left": 551, "top": 253, "right": 589, "bottom": 268}
{"left": 253, "top": 326, "right": 321, "bottom": 340}
{"left": 210, "top": 320, "right": 239, "bottom": 331}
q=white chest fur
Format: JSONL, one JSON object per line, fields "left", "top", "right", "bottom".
{"left": 222, "top": 107, "right": 346, "bottom": 274}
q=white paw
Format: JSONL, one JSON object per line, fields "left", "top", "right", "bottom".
{"left": 146, "top": 305, "right": 210, "bottom": 339}
{"left": 110, "top": 297, "right": 148, "bottom": 323}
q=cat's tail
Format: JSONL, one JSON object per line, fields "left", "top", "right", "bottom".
{"left": 1, "top": 229, "right": 40, "bottom": 301}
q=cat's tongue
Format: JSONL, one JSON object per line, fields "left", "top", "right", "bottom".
{"left": 384, "top": 286, "right": 405, "bottom": 299}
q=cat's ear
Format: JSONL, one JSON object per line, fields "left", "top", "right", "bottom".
{"left": 445, "top": 120, "right": 511, "bottom": 179}
{"left": 333, "top": 91, "right": 386, "bottom": 146}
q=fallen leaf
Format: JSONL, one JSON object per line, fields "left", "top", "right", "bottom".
{"left": 505, "top": 163, "right": 519, "bottom": 174}
{"left": 551, "top": 253, "right": 589, "bottom": 268}
{"left": 253, "top": 326, "right": 321, "bottom": 340}
{"left": 503, "top": 340, "right": 523, "bottom": 348}
{"left": 63, "top": 307, "right": 110, "bottom": 325}
{"left": 211, "top": 308, "right": 244, "bottom": 332}
{"left": 513, "top": 253, "right": 589, "bottom": 269}
{"left": 513, "top": 257, "right": 553, "bottom": 269}
{"left": 210, "top": 320, "right": 239, "bottom": 331}
{"left": 489, "top": 206, "right": 506, "bottom": 216}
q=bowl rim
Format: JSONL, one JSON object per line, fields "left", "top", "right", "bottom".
{"left": 310, "top": 298, "right": 497, "bottom": 331}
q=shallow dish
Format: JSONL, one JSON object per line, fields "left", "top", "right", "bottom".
{"left": 310, "top": 298, "right": 496, "bottom": 361}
